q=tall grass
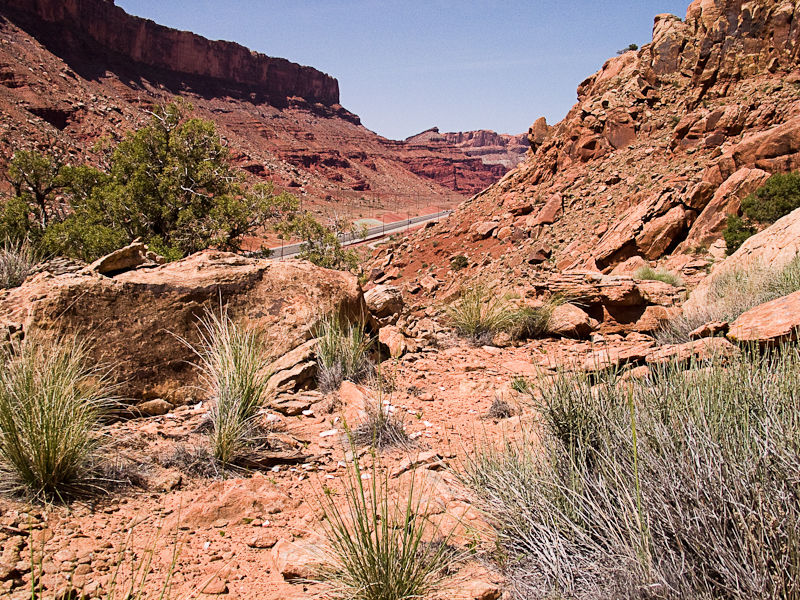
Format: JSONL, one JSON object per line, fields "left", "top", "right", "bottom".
{"left": 447, "top": 285, "right": 560, "bottom": 344}
{"left": 659, "top": 254, "right": 800, "bottom": 343}
{"left": 315, "top": 315, "right": 373, "bottom": 393}
{"left": 318, "top": 442, "right": 457, "bottom": 600}
{"left": 0, "top": 238, "right": 37, "bottom": 289}
{"left": 461, "top": 348, "right": 800, "bottom": 599}
{"left": 190, "top": 308, "right": 273, "bottom": 467}
{"left": 0, "top": 333, "right": 110, "bottom": 499}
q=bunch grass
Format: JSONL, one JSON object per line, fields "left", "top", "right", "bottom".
{"left": 658, "top": 254, "right": 800, "bottom": 343}
{"left": 633, "top": 265, "right": 683, "bottom": 287}
{"left": 318, "top": 440, "right": 458, "bottom": 600}
{"left": 190, "top": 308, "right": 273, "bottom": 467}
{"left": 0, "top": 238, "right": 37, "bottom": 289}
{"left": 315, "top": 315, "right": 373, "bottom": 393}
{"left": 0, "top": 332, "right": 111, "bottom": 499}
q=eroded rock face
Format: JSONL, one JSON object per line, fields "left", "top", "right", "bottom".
{"left": 2, "top": 0, "right": 341, "bottom": 106}
{"left": 0, "top": 251, "right": 368, "bottom": 402}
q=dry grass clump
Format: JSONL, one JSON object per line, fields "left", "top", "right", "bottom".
{"left": 633, "top": 265, "right": 683, "bottom": 287}
{"left": 316, "top": 315, "right": 374, "bottom": 393}
{"left": 354, "top": 402, "right": 411, "bottom": 450}
{"left": 318, "top": 443, "right": 458, "bottom": 600}
{"left": 0, "top": 333, "right": 111, "bottom": 499}
{"left": 446, "top": 285, "right": 561, "bottom": 344}
{"left": 658, "top": 254, "right": 800, "bottom": 343}
{"left": 0, "top": 239, "right": 36, "bottom": 289}
{"left": 189, "top": 308, "right": 273, "bottom": 467}
{"left": 461, "top": 348, "right": 800, "bottom": 600}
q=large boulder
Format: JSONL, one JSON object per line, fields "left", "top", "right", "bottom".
{"left": 364, "top": 285, "right": 404, "bottom": 326}
{"left": 728, "top": 291, "right": 800, "bottom": 344}
{"left": 0, "top": 251, "right": 368, "bottom": 403}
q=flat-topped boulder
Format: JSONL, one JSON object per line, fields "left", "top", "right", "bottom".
{"left": 0, "top": 251, "right": 368, "bottom": 403}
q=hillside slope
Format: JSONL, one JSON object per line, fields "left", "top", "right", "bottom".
{"left": 381, "top": 0, "right": 800, "bottom": 309}
{"left": 0, "top": 0, "right": 517, "bottom": 221}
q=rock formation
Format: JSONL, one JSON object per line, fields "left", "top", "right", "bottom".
{"left": 378, "top": 0, "right": 800, "bottom": 312}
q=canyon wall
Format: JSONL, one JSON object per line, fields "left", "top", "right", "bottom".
{"left": 0, "top": 0, "right": 340, "bottom": 106}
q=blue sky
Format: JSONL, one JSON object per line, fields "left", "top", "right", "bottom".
{"left": 115, "top": 1, "right": 691, "bottom": 140}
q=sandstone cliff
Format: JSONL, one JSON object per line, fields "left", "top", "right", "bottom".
{"left": 0, "top": 0, "right": 340, "bottom": 107}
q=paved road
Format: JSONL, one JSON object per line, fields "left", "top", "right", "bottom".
{"left": 270, "top": 210, "right": 452, "bottom": 260}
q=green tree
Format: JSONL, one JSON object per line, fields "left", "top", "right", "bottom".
{"left": 2, "top": 101, "right": 299, "bottom": 262}
{"left": 741, "top": 171, "right": 800, "bottom": 223}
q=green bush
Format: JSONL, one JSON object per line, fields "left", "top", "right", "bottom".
{"left": 0, "top": 333, "right": 111, "bottom": 498}
{"left": 722, "top": 172, "right": 800, "bottom": 255}
{"left": 722, "top": 214, "right": 757, "bottom": 255}
{"left": 189, "top": 308, "right": 273, "bottom": 467}
{"left": 315, "top": 316, "right": 373, "bottom": 393}
{"left": 632, "top": 265, "right": 683, "bottom": 286}
{"left": 461, "top": 348, "right": 800, "bottom": 599}
{"left": 741, "top": 171, "right": 800, "bottom": 223}
{"left": 450, "top": 254, "right": 469, "bottom": 271}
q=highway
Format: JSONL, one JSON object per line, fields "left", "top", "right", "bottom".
{"left": 270, "top": 210, "right": 452, "bottom": 260}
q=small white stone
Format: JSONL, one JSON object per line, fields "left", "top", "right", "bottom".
{"left": 302, "top": 410, "right": 314, "bottom": 416}
{"left": 320, "top": 429, "right": 338, "bottom": 438}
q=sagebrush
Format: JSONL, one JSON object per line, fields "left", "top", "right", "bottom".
{"left": 461, "top": 348, "right": 800, "bottom": 599}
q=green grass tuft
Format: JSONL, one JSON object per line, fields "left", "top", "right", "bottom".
{"left": 315, "top": 315, "right": 373, "bottom": 393}
{"left": 318, "top": 442, "right": 458, "bottom": 600}
{"left": 633, "top": 265, "right": 683, "bottom": 287}
{"left": 0, "top": 332, "right": 111, "bottom": 499}
{"left": 190, "top": 308, "right": 273, "bottom": 467}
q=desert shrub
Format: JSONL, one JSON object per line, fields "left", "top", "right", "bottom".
{"left": 616, "top": 43, "right": 639, "bottom": 55}
{"left": 318, "top": 444, "right": 457, "bottom": 600}
{"left": 190, "top": 309, "right": 273, "bottom": 467}
{"left": 485, "top": 394, "right": 515, "bottom": 420}
{"left": 658, "top": 254, "right": 800, "bottom": 343}
{"left": 461, "top": 348, "right": 800, "bottom": 599}
{"left": 508, "top": 297, "right": 564, "bottom": 340}
{"left": 0, "top": 333, "right": 111, "bottom": 499}
{"left": 450, "top": 254, "right": 469, "bottom": 271}
{"left": 447, "top": 285, "right": 558, "bottom": 343}
{"left": 279, "top": 212, "right": 362, "bottom": 272}
{"left": 0, "top": 238, "right": 37, "bottom": 289}
{"left": 722, "top": 214, "right": 757, "bottom": 255}
{"left": 741, "top": 171, "right": 800, "bottom": 223}
{"left": 633, "top": 265, "right": 683, "bottom": 287}
{"left": 315, "top": 315, "right": 373, "bottom": 393}
{"left": 722, "top": 172, "right": 800, "bottom": 255}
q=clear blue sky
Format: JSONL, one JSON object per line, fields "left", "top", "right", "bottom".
{"left": 115, "top": 0, "right": 690, "bottom": 140}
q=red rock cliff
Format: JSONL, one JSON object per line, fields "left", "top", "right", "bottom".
{"left": 0, "top": 0, "right": 340, "bottom": 106}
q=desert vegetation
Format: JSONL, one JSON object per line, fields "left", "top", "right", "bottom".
{"left": 318, "top": 441, "right": 458, "bottom": 600}
{"left": 315, "top": 315, "right": 374, "bottom": 393}
{"left": 462, "top": 347, "right": 800, "bottom": 599}
{"left": 633, "top": 265, "right": 683, "bottom": 287}
{"left": 0, "top": 332, "right": 112, "bottom": 499}
{"left": 446, "top": 284, "right": 562, "bottom": 344}
{"left": 658, "top": 253, "right": 800, "bottom": 343}
{"left": 723, "top": 171, "right": 800, "bottom": 254}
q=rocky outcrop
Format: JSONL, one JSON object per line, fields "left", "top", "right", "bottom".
{"left": 685, "top": 206, "right": 800, "bottom": 311}
{"left": 0, "top": 251, "right": 369, "bottom": 402}
{"left": 0, "top": 0, "right": 340, "bottom": 106}
{"left": 728, "top": 290, "right": 800, "bottom": 343}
